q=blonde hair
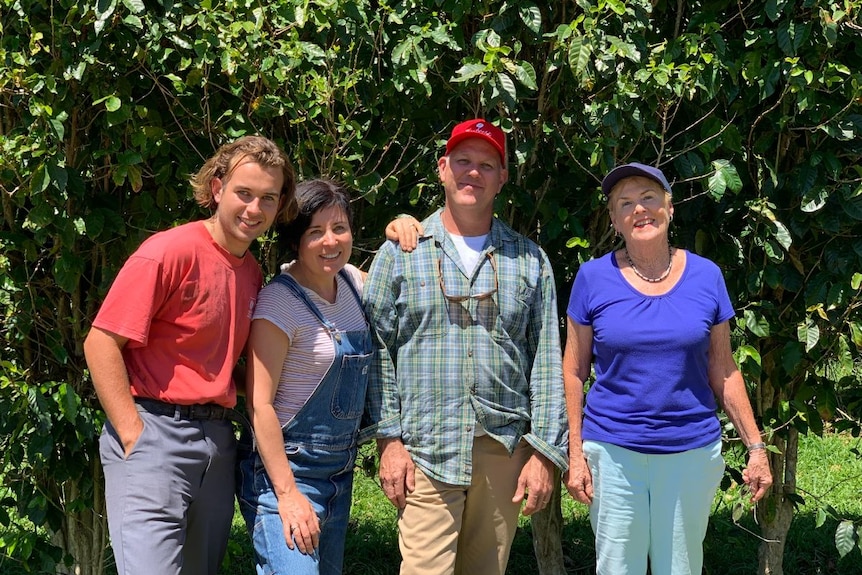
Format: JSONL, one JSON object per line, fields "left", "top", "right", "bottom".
{"left": 190, "top": 135, "right": 298, "bottom": 224}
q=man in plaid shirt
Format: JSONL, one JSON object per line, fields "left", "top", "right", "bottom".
{"left": 362, "top": 119, "right": 568, "bottom": 575}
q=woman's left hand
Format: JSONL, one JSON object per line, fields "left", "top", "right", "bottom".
{"left": 742, "top": 449, "right": 773, "bottom": 502}
{"left": 278, "top": 489, "right": 320, "bottom": 554}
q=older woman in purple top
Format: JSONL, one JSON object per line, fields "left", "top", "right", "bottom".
{"left": 563, "top": 163, "right": 773, "bottom": 574}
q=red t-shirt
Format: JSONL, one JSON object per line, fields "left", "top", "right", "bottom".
{"left": 92, "top": 221, "right": 263, "bottom": 407}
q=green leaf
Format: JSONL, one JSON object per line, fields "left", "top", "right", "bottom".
{"left": 568, "top": 34, "right": 592, "bottom": 79}
{"left": 496, "top": 72, "right": 518, "bottom": 106}
{"left": 47, "top": 163, "right": 67, "bottom": 193}
{"left": 800, "top": 188, "right": 828, "bottom": 212}
{"left": 835, "top": 520, "right": 857, "bottom": 558}
{"left": 797, "top": 320, "right": 820, "bottom": 352}
{"left": 765, "top": 0, "right": 780, "bottom": 21}
{"left": 735, "top": 344, "right": 762, "bottom": 366}
{"left": 713, "top": 160, "right": 743, "bottom": 192}
{"left": 566, "top": 237, "right": 590, "bottom": 248}
{"left": 518, "top": 3, "right": 542, "bottom": 35}
{"left": 127, "top": 165, "right": 143, "bottom": 193}
{"left": 105, "top": 96, "right": 121, "bottom": 112}
{"left": 53, "top": 251, "right": 84, "bottom": 295}
{"left": 777, "top": 21, "right": 795, "bottom": 56}
{"left": 744, "top": 309, "right": 771, "bottom": 337}
{"left": 848, "top": 321, "right": 862, "bottom": 350}
{"left": 30, "top": 164, "right": 50, "bottom": 194}
{"left": 513, "top": 61, "right": 538, "bottom": 91}
{"left": 731, "top": 501, "right": 745, "bottom": 522}
{"left": 606, "top": 0, "right": 627, "bottom": 15}
{"left": 707, "top": 170, "right": 727, "bottom": 200}
{"left": 770, "top": 220, "right": 792, "bottom": 250}
{"left": 49, "top": 117, "right": 65, "bottom": 140}
{"left": 95, "top": 0, "right": 118, "bottom": 36}
{"left": 122, "top": 0, "right": 145, "bottom": 12}
{"left": 452, "top": 63, "right": 486, "bottom": 82}
{"left": 392, "top": 39, "right": 412, "bottom": 65}
{"left": 56, "top": 382, "right": 79, "bottom": 422}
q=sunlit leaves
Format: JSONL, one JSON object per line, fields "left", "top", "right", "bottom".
{"left": 797, "top": 319, "right": 820, "bottom": 352}
{"left": 707, "top": 159, "right": 743, "bottom": 200}
{"left": 518, "top": 2, "right": 542, "bottom": 35}
{"left": 744, "top": 309, "right": 771, "bottom": 337}
{"left": 835, "top": 519, "right": 858, "bottom": 558}
{"left": 568, "top": 33, "right": 592, "bottom": 82}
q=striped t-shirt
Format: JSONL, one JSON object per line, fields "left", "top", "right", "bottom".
{"left": 252, "top": 263, "right": 366, "bottom": 426}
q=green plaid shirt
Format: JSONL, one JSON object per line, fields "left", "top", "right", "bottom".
{"left": 362, "top": 210, "right": 568, "bottom": 486}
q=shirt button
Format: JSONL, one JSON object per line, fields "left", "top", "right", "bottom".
{"left": 420, "top": 280, "right": 426, "bottom": 286}
{"left": 467, "top": 349, "right": 473, "bottom": 357}
{"left": 466, "top": 425, "right": 472, "bottom": 432}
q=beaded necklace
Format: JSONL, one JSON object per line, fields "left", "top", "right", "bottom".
{"left": 625, "top": 246, "right": 673, "bottom": 283}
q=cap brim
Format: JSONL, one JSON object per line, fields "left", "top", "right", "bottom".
{"left": 601, "top": 165, "right": 671, "bottom": 197}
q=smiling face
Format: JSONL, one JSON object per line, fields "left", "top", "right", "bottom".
{"left": 293, "top": 204, "right": 353, "bottom": 281}
{"left": 608, "top": 175, "right": 674, "bottom": 243}
{"left": 438, "top": 138, "right": 509, "bottom": 219}
{"left": 209, "top": 160, "right": 284, "bottom": 256}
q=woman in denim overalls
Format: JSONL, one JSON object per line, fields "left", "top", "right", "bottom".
{"left": 237, "top": 179, "right": 374, "bottom": 575}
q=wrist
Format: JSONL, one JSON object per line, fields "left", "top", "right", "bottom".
{"left": 746, "top": 442, "right": 767, "bottom": 454}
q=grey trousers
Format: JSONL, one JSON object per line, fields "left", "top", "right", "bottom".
{"left": 99, "top": 405, "right": 237, "bottom": 575}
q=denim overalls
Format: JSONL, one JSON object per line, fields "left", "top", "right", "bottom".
{"left": 237, "top": 270, "right": 372, "bottom": 575}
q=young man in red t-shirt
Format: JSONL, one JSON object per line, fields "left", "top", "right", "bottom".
{"left": 84, "top": 136, "right": 296, "bottom": 575}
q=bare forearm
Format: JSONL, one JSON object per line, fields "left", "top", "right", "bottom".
{"left": 84, "top": 327, "right": 142, "bottom": 447}
{"left": 252, "top": 405, "right": 300, "bottom": 497}
{"left": 562, "top": 320, "right": 591, "bottom": 458}
{"left": 719, "top": 373, "right": 764, "bottom": 446}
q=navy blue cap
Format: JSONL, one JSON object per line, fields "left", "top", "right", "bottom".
{"left": 601, "top": 162, "right": 672, "bottom": 198}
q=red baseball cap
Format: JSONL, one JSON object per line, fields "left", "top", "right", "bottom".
{"left": 445, "top": 119, "right": 507, "bottom": 165}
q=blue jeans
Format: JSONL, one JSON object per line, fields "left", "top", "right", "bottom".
{"left": 236, "top": 270, "right": 370, "bottom": 575}
{"left": 237, "top": 444, "right": 355, "bottom": 575}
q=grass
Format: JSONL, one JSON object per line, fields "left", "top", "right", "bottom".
{"left": 219, "top": 432, "right": 862, "bottom": 575}
{"left": 0, "top": 433, "right": 858, "bottom": 574}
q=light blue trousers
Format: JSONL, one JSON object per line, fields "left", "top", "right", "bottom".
{"left": 583, "top": 440, "right": 724, "bottom": 575}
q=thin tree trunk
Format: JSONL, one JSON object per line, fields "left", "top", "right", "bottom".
{"left": 757, "top": 428, "right": 798, "bottom": 575}
{"left": 50, "top": 455, "right": 108, "bottom": 575}
{"left": 531, "top": 468, "right": 566, "bottom": 575}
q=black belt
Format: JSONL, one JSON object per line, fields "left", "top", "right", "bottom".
{"left": 135, "top": 397, "right": 240, "bottom": 422}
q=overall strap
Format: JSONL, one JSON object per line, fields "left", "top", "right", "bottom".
{"left": 337, "top": 268, "right": 369, "bottom": 323}
{"left": 269, "top": 273, "right": 336, "bottom": 332}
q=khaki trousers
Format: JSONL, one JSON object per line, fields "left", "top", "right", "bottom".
{"left": 397, "top": 435, "right": 532, "bottom": 575}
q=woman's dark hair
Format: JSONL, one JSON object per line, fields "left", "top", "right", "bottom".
{"left": 279, "top": 179, "right": 354, "bottom": 260}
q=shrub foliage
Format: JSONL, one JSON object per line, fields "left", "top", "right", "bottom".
{"left": 1, "top": 1, "right": 861, "bottom": 573}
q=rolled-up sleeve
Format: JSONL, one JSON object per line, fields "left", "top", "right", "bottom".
{"left": 521, "top": 249, "right": 569, "bottom": 471}
{"left": 360, "top": 241, "right": 403, "bottom": 442}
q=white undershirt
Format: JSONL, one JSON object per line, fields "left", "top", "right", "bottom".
{"left": 447, "top": 232, "right": 488, "bottom": 436}
{"left": 449, "top": 232, "right": 487, "bottom": 273}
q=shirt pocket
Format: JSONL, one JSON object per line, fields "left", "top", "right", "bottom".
{"left": 399, "top": 276, "right": 448, "bottom": 339}
{"left": 492, "top": 282, "right": 535, "bottom": 341}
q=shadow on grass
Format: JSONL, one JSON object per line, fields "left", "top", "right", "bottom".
{"left": 220, "top": 513, "right": 598, "bottom": 575}
{"left": 221, "top": 507, "right": 861, "bottom": 575}
{"left": 705, "top": 509, "right": 862, "bottom": 575}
